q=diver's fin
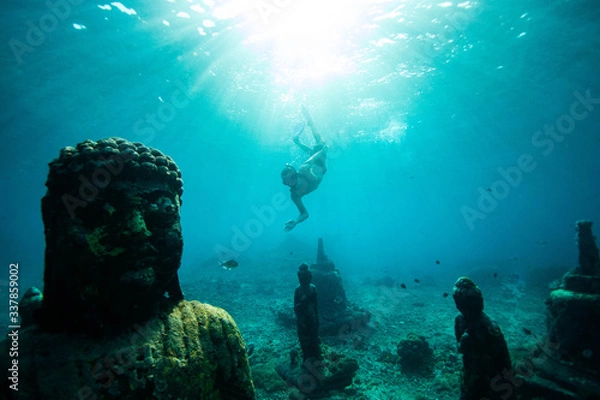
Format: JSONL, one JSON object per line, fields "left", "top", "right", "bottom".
{"left": 294, "top": 121, "right": 306, "bottom": 136}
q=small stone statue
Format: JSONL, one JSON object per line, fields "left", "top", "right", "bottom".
{"left": 276, "top": 263, "right": 358, "bottom": 397}
{"left": 294, "top": 263, "right": 322, "bottom": 361}
{"left": 276, "top": 264, "right": 358, "bottom": 398}
{"left": 452, "top": 276, "right": 515, "bottom": 400}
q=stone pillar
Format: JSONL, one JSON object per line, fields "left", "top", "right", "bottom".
{"left": 310, "top": 238, "right": 348, "bottom": 321}
{"left": 519, "top": 220, "right": 600, "bottom": 399}
{"left": 316, "top": 237, "right": 328, "bottom": 264}
{"left": 309, "top": 238, "right": 371, "bottom": 337}
{"left": 546, "top": 220, "right": 600, "bottom": 369}
{"left": 576, "top": 220, "right": 600, "bottom": 275}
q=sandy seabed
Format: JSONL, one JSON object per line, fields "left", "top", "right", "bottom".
{"left": 182, "top": 258, "right": 550, "bottom": 400}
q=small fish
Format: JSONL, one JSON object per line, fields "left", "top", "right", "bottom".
{"left": 486, "top": 188, "right": 492, "bottom": 192}
{"left": 414, "top": 278, "right": 420, "bottom": 283}
{"left": 220, "top": 259, "right": 239, "bottom": 270}
{"left": 522, "top": 327, "right": 532, "bottom": 335}
{"left": 443, "top": 292, "right": 449, "bottom": 298}
{"left": 493, "top": 272, "right": 498, "bottom": 278}
{"left": 435, "top": 260, "right": 440, "bottom": 265}
{"left": 400, "top": 283, "right": 407, "bottom": 289}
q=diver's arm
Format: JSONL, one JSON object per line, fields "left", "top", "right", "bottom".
{"left": 284, "top": 195, "right": 308, "bottom": 231}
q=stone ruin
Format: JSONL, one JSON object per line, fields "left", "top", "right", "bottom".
{"left": 310, "top": 238, "right": 371, "bottom": 337}
{"left": 520, "top": 220, "right": 600, "bottom": 399}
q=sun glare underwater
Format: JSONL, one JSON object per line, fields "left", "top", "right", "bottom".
{"left": 1, "top": 0, "right": 600, "bottom": 398}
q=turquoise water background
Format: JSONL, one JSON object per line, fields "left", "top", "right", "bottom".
{"left": 1, "top": 0, "right": 599, "bottom": 289}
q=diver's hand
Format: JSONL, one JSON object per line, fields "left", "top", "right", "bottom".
{"left": 284, "top": 220, "right": 297, "bottom": 232}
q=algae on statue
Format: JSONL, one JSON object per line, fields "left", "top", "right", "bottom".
{"left": 0, "top": 138, "right": 255, "bottom": 399}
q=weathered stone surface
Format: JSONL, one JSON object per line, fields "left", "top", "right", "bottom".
{"left": 452, "top": 277, "right": 514, "bottom": 400}
{"left": 518, "top": 221, "right": 600, "bottom": 399}
{"left": 576, "top": 220, "right": 600, "bottom": 276}
{"left": 276, "top": 351, "right": 359, "bottom": 398}
{"left": 2, "top": 301, "right": 254, "bottom": 399}
{"left": 546, "top": 289, "right": 600, "bottom": 369}
{"left": 294, "top": 264, "right": 322, "bottom": 361}
{"left": 310, "top": 238, "right": 371, "bottom": 337}
{"left": 0, "top": 138, "right": 255, "bottom": 399}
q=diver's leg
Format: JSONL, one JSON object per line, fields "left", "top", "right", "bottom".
{"left": 302, "top": 105, "right": 324, "bottom": 147}
{"left": 305, "top": 148, "right": 327, "bottom": 172}
{"left": 309, "top": 123, "right": 324, "bottom": 147}
{"left": 293, "top": 136, "right": 313, "bottom": 154}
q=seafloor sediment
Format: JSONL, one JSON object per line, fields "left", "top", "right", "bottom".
{"left": 181, "top": 256, "right": 548, "bottom": 400}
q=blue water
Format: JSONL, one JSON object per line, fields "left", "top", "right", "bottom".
{"left": 1, "top": 0, "right": 599, "bottom": 291}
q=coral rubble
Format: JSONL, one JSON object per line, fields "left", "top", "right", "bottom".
{"left": 396, "top": 333, "right": 434, "bottom": 374}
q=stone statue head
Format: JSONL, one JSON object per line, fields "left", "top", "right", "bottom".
{"left": 297, "top": 263, "right": 312, "bottom": 286}
{"left": 39, "top": 137, "right": 184, "bottom": 332}
{"left": 452, "top": 276, "right": 484, "bottom": 318}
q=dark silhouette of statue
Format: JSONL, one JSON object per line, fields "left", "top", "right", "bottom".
{"left": 518, "top": 220, "right": 600, "bottom": 398}
{"left": 1, "top": 137, "right": 255, "bottom": 399}
{"left": 547, "top": 220, "right": 600, "bottom": 369}
{"left": 294, "top": 263, "right": 322, "bottom": 361}
{"left": 453, "top": 276, "right": 515, "bottom": 400}
{"left": 276, "top": 263, "right": 358, "bottom": 397}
